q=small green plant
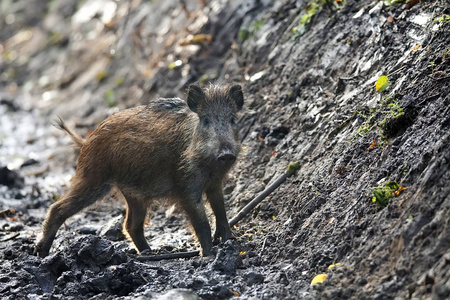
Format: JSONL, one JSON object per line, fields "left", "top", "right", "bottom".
{"left": 383, "top": 0, "right": 404, "bottom": 6}
{"left": 435, "top": 14, "right": 450, "bottom": 24}
{"left": 429, "top": 60, "right": 435, "bottom": 71}
{"left": 291, "top": 0, "right": 345, "bottom": 40}
{"left": 239, "top": 19, "right": 265, "bottom": 42}
{"left": 105, "top": 89, "right": 115, "bottom": 107}
{"left": 370, "top": 180, "right": 402, "bottom": 208}
{"left": 292, "top": 1, "right": 321, "bottom": 40}
{"left": 379, "top": 100, "right": 404, "bottom": 138}
{"left": 354, "top": 108, "right": 380, "bottom": 138}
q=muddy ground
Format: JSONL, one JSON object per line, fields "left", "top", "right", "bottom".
{"left": 0, "top": 0, "right": 449, "bottom": 299}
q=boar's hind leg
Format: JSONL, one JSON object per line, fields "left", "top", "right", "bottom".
{"left": 121, "top": 190, "right": 150, "bottom": 253}
{"left": 206, "top": 187, "right": 232, "bottom": 243}
{"left": 35, "top": 180, "right": 112, "bottom": 257}
{"left": 180, "top": 193, "right": 213, "bottom": 256}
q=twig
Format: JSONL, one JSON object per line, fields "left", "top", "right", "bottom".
{"left": 0, "top": 232, "right": 20, "bottom": 242}
{"left": 228, "top": 162, "right": 300, "bottom": 227}
{"left": 0, "top": 208, "right": 16, "bottom": 218}
{"left": 260, "top": 236, "right": 268, "bottom": 254}
{"left": 135, "top": 250, "right": 200, "bottom": 261}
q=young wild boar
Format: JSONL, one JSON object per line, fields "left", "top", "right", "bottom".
{"left": 34, "top": 84, "right": 244, "bottom": 258}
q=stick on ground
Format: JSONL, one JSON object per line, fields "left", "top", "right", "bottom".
{"left": 135, "top": 251, "right": 200, "bottom": 262}
{"left": 228, "top": 162, "right": 299, "bottom": 227}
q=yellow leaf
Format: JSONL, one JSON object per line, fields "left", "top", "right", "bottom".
{"left": 96, "top": 70, "right": 108, "bottom": 82}
{"left": 311, "top": 274, "right": 327, "bottom": 285}
{"left": 180, "top": 34, "right": 213, "bottom": 46}
{"left": 168, "top": 60, "right": 182, "bottom": 69}
{"left": 239, "top": 251, "right": 247, "bottom": 255}
{"left": 328, "top": 262, "right": 341, "bottom": 270}
{"left": 375, "top": 75, "right": 390, "bottom": 92}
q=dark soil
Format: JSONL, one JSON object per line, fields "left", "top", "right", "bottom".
{"left": 1, "top": 0, "right": 449, "bottom": 299}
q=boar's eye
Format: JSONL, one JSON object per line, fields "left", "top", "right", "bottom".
{"left": 202, "top": 117, "right": 211, "bottom": 127}
{"left": 230, "top": 116, "right": 236, "bottom": 125}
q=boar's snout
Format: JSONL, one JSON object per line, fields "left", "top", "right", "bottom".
{"left": 218, "top": 149, "right": 236, "bottom": 165}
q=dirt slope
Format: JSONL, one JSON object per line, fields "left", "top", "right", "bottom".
{"left": 0, "top": 0, "right": 449, "bottom": 299}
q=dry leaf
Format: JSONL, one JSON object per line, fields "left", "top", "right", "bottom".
{"left": 311, "top": 274, "right": 327, "bottom": 285}
{"left": 366, "top": 137, "right": 376, "bottom": 152}
{"left": 393, "top": 186, "right": 406, "bottom": 196}
{"left": 180, "top": 34, "right": 213, "bottom": 46}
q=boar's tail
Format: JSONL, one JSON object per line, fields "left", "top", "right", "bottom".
{"left": 55, "top": 116, "right": 85, "bottom": 149}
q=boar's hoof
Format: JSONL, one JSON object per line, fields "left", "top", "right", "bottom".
{"left": 33, "top": 244, "right": 49, "bottom": 258}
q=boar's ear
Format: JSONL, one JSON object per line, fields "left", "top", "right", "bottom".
{"left": 187, "top": 84, "right": 205, "bottom": 113}
{"left": 228, "top": 84, "right": 244, "bottom": 111}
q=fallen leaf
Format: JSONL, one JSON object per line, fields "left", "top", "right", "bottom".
{"left": 366, "top": 137, "right": 377, "bottom": 152}
{"left": 412, "top": 45, "right": 420, "bottom": 52}
{"left": 230, "top": 290, "right": 240, "bottom": 297}
{"left": 393, "top": 186, "right": 406, "bottom": 196}
{"left": 96, "top": 70, "right": 108, "bottom": 82}
{"left": 271, "top": 150, "right": 277, "bottom": 157}
{"left": 387, "top": 15, "right": 394, "bottom": 23}
{"left": 168, "top": 60, "right": 182, "bottom": 69}
{"left": 337, "top": 166, "right": 344, "bottom": 174}
{"left": 239, "top": 251, "right": 247, "bottom": 255}
{"left": 328, "top": 263, "right": 341, "bottom": 270}
{"left": 376, "top": 76, "right": 390, "bottom": 92}
{"left": 311, "top": 274, "right": 327, "bottom": 285}
{"left": 258, "top": 136, "right": 264, "bottom": 141}
{"left": 180, "top": 34, "right": 213, "bottom": 46}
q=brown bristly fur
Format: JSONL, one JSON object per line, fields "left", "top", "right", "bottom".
{"left": 35, "top": 84, "right": 244, "bottom": 258}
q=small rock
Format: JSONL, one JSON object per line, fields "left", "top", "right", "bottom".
{"left": 156, "top": 289, "right": 200, "bottom": 300}
{"left": 246, "top": 272, "right": 264, "bottom": 285}
{"left": 0, "top": 166, "right": 24, "bottom": 189}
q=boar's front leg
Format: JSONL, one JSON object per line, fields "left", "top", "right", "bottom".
{"left": 180, "top": 188, "right": 213, "bottom": 256}
{"left": 206, "top": 186, "right": 232, "bottom": 243}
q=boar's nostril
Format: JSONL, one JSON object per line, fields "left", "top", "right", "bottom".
{"left": 218, "top": 152, "right": 236, "bottom": 164}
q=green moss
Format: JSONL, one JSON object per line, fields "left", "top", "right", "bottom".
{"left": 287, "top": 162, "right": 300, "bottom": 174}
{"left": 292, "top": 2, "right": 320, "bottom": 40}
{"left": 239, "top": 19, "right": 265, "bottom": 42}
{"left": 354, "top": 108, "right": 379, "bottom": 137}
{"left": 96, "top": 70, "right": 108, "bottom": 82}
{"left": 435, "top": 14, "right": 450, "bottom": 23}
{"left": 371, "top": 180, "right": 401, "bottom": 208}
{"left": 291, "top": 0, "right": 343, "bottom": 40}
{"left": 380, "top": 100, "right": 405, "bottom": 138}
{"left": 352, "top": 94, "right": 410, "bottom": 140}
{"left": 105, "top": 89, "right": 115, "bottom": 107}
{"left": 115, "top": 77, "right": 124, "bottom": 86}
